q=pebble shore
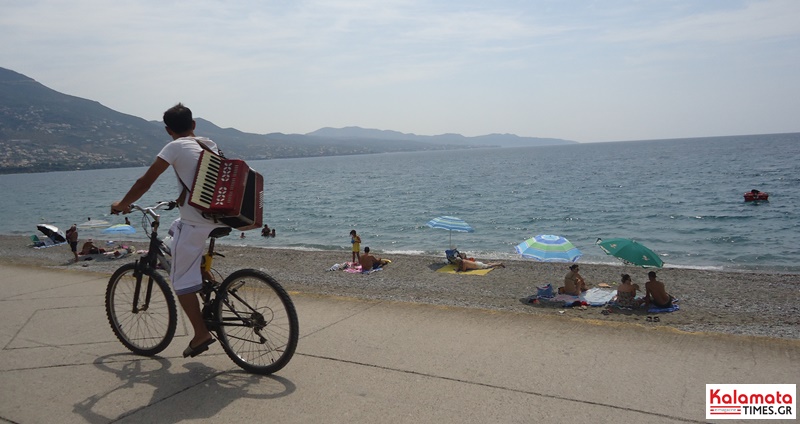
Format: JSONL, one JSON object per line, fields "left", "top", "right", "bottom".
{"left": 2, "top": 235, "right": 798, "bottom": 340}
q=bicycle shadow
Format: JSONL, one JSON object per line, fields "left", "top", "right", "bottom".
{"left": 73, "top": 353, "right": 296, "bottom": 423}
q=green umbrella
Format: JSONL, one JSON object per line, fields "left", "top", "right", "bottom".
{"left": 596, "top": 238, "right": 663, "bottom": 268}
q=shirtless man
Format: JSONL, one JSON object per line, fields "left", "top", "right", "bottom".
{"left": 563, "top": 264, "right": 587, "bottom": 295}
{"left": 359, "top": 247, "right": 389, "bottom": 272}
{"left": 644, "top": 271, "right": 674, "bottom": 308}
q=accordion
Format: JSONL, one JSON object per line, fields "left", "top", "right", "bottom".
{"left": 188, "top": 150, "right": 264, "bottom": 230}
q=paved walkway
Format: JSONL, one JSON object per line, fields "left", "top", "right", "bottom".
{"left": 0, "top": 265, "right": 797, "bottom": 423}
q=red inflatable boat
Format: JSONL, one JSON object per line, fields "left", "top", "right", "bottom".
{"left": 744, "top": 190, "right": 769, "bottom": 202}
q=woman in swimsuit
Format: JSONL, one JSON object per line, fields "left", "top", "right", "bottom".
{"left": 615, "top": 274, "right": 642, "bottom": 308}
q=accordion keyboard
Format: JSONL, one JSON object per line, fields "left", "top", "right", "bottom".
{"left": 192, "top": 152, "right": 223, "bottom": 208}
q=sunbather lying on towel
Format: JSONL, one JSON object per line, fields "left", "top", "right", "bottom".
{"left": 359, "top": 247, "right": 391, "bottom": 272}
{"left": 454, "top": 252, "right": 504, "bottom": 271}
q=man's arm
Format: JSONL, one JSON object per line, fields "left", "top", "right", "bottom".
{"left": 111, "top": 157, "right": 170, "bottom": 213}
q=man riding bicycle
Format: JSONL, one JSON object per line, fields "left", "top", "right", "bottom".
{"left": 111, "top": 103, "right": 219, "bottom": 358}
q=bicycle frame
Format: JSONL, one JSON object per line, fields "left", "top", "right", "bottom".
{"left": 126, "top": 204, "right": 268, "bottom": 336}
{"left": 127, "top": 202, "right": 174, "bottom": 313}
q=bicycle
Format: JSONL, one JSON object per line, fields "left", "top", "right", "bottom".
{"left": 104, "top": 201, "right": 299, "bottom": 375}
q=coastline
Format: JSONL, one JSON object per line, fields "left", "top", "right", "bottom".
{"left": 1, "top": 234, "right": 798, "bottom": 340}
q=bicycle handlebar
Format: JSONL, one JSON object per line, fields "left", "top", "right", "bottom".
{"left": 128, "top": 201, "right": 177, "bottom": 224}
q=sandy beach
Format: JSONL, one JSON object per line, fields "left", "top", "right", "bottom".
{"left": 2, "top": 234, "right": 798, "bottom": 340}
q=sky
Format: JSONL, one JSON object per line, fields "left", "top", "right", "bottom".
{"left": 2, "top": 0, "right": 799, "bottom": 142}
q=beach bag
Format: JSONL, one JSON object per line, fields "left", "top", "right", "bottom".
{"left": 445, "top": 249, "right": 460, "bottom": 264}
{"left": 537, "top": 284, "right": 555, "bottom": 298}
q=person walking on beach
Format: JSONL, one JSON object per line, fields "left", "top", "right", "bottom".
{"left": 111, "top": 103, "right": 218, "bottom": 359}
{"left": 65, "top": 224, "right": 79, "bottom": 263}
{"left": 644, "top": 271, "right": 674, "bottom": 308}
{"left": 350, "top": 230, "right": 361, "bottom": 263}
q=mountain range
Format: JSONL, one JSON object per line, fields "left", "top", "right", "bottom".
{"left": 0, "top": 67, "right": 576, "bottom": 174}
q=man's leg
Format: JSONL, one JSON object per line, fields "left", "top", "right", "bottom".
{"left": 170, "top": 219, "right": 215, "bottom": 349}
{"left": 178, "top": 292, "right": 212, "bottom": 347}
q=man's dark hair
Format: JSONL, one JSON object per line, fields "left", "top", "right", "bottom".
{"left": 364, "top": 247, "right": 370, "bottom": 253}
{"left": 163, "top": 103, "right": 193, "bottom": 134}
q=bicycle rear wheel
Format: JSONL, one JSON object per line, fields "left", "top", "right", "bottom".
{"left": 215, "top": 269, "right": 299, "bottom": 374}
{"left": 106, "top": 263, "right": 177, "bottom": 356}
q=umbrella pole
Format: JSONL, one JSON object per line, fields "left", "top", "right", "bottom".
{"left": 449, "top": 230, "right": 453, "bottom": 249}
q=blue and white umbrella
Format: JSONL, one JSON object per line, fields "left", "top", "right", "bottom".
{"left": 426, "top": 216, "right": 474, "bottom": 248}
{"left": 515, "top": 234, "right": 582, "bottom": 263}
{"left": 102, "top": 224, "right": 136, "bottom": 235}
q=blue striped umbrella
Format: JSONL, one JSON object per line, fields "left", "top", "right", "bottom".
{"left": 515, "top": 234, "right": 582, "bottom": 263}
{"left": 426, "top": 216, "right": 474, "bottom": 248}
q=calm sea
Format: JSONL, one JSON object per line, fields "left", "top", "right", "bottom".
{"left": 2, "top": 133, "right": 799, "bottom": 273}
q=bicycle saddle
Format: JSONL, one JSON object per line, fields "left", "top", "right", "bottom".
{"left": 209, "top": 227, "right": 232, "bottom": 239}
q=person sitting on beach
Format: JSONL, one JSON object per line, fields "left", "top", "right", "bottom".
{"left": 644, "top": 271, "right": 674, "bottom": 308}
{"left": 454, "top": 252, "right": 504, "bottom": 272}
{"left": 562, "top": 264, "right": 587, "bottom": 295}
{"left": 79, "top": 239, "right": 105, "bottom": 255}
{"left": 359, "top": 247, "right": 390, "bottom": 272}
{"left": 615, "top": 273, "right": 643, "bottom": 308}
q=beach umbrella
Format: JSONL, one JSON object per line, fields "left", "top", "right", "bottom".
{"left": 426, "top": 216, "right": 474, "bottom": 248}
{"left": 102, "top": 224, "right": 136, "bottom": 235}
{"left": 36, "top": 224, "right": 66, "bottom": 243}
{"left": 78, "top": 219, "right": 110, "bottom": 228}
{"left": 596, "top": 237, "right": 663, "bottom": 268}
{"left": 515, "top": 234, "right": 582, "bottom": 263}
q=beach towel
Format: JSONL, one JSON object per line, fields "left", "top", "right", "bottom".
{"left": 648, "top": 303, "right": 680, "bottom": 313}
{"left": 533, "top": 288, "right": 617, "bottom": 307}
{"left": 327, "top": 262, "right": 350, "bottom": 271}
{"left": 582, "top": 288, "right": 617, "bottom": 306}
{"left": 435, "top": 263, "right": 494, "bottom": 275}
{"left": 344, "top": 263, "right": 383, "bottom": 274}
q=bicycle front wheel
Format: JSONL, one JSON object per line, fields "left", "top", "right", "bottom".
{"left": 215, "top": 269, "right": 299, "bottom": 374}
{"left": 106, "top": 263, "right": 177, "bottom": 356}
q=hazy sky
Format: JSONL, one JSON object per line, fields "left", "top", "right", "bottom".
{"left": 2, "top": 0, "right": 799, "bottom": 142}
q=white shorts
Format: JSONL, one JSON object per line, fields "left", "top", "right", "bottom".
{"left": 168, "top": 219, "right": 216, "bottom": 296}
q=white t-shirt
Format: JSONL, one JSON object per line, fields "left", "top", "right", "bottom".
{"left": 157, "top": 136, "right": 220, "bottom": 226}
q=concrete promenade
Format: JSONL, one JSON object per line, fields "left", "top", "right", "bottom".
{"left": 0, "top": 265, "right": 797, "bottom": 423}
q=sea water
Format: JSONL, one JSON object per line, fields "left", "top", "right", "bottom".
{"left": 1, "top": 133, "right": 798, "bottom": 273}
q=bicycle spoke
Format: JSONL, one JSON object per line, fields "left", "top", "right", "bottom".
{"left": 215, "top": 270, "right": 298, "bottom": 374}
{"left": 106, "top": 264, "right": 177, "bottom": 356}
